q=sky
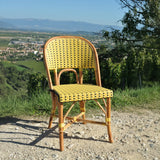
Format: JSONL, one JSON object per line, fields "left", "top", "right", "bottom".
{"left": 0, "top": 0, "right": 127, "bottom": 26}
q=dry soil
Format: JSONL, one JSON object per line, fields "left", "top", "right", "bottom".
{"left": 0, "top": 110, "right": 160, "bottom": 160}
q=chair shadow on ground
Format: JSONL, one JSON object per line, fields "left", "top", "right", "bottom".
{"left": 0, "top": 117, "right": 109, "bottom": 151}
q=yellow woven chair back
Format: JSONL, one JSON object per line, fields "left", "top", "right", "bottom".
{"left": 44, "top": 36, "right": 96, "bottom": 70}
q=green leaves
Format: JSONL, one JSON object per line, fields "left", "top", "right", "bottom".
{"left": 100, "top": 0, "right": 160, "bottom": 89}
{"left": 27, "top": 72, "right": 48, "bottom": 97}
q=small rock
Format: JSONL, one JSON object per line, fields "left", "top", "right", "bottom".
{"left": 91, "top": 136, "right": 96, "bottom": 140}
{"left": 67, "top": 144, "right": 74, "bottom": 149}
{"left": 107, "top": 156, "right": 114, "bottom": 160}
{"left": 148, "top": 139, "right": 156, "bottom": 143}
{"left": 75, "top": 134, "right": 82, "bottom": 138}
{"left": 149, "top": 143, "right": 154, "bottom": 148}
{"left": 96, "top": 155, "right": 104, "bottom": 160}
{"left": 154, "top": 121, "right": 159, "bottom": 124}
{"left": 143, "top": 134, "right": 150, "bottom": 138}
{"left": 29, "top": 136, "right": 35, "bottom": 140}
{"left": 52, "top": 154, "right": 58, "bottom": 159}
{"left": 80, "top": 131, "right": 85, "bottom": 135}
{"left": 141, "top": 143, "right": 146, "bottom": 147}
{"left": 86, "top": 127, "right": 92, "bottom": 131}
{"left": 45, "top": 142, "right": 48, "bottom": 146}
{"left": 138, "top": 128, "right": 143, "bottom": 132}
{"left": 120, "top": 139, "right": 127, "bottom": 144}
{"left": 72, "top": 134, "right": 75, "bottom": 137}
{"left": 100, "top": 135, "right": 108, "bottom": 140}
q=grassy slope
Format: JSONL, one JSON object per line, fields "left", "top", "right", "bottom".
{"left": 112, "top": 84, "right": 160, "bottom": 112}
{"left": 2, "top": 60, "right": 46, "bottom": 73}
{"left": 15, "top": 60, "right": 46, "bottom": 74}
{"left": 0, "top": 60, "right": 46, "bottom": 98}
{"left": 1, "top": 61, "right": 25, "bottom": 71}
{"left": 0, "top": 84, "right": 160, "bottom": 117}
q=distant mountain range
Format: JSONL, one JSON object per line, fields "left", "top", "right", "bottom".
{"left": 0, "top": 18, "right": 121, "bottom": 32}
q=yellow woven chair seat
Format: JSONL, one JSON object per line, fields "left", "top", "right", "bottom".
{"left": 51, "top": 84, "right": 113, "bottom": 102}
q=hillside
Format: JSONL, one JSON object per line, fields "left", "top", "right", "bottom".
{"left": 0, "top": 61, "right": 30, "bottom": 97}
{"left": 0, "top": 18, "right": 121, "bottom": 32}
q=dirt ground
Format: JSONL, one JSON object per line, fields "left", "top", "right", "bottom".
{"left": 0, "top": 110, "right": 160, "bottom": 160}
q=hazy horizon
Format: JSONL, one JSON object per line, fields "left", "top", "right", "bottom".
{"left": 0, "top": 0, "right": 126, "bottom": 26}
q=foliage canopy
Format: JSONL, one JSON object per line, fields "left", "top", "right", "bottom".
{"left": 100, "top": 0, "right": 160, "bottom": 88}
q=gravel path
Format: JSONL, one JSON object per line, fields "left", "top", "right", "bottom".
{"left": 0, "top": 110, "right": 160, "bottom": 160}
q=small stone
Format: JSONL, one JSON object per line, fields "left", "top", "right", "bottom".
{"left": 107, "top": 156, "right": 114, "bottom": 160}
{"left": 96, "top": 155, "right": 104, "bottom": 160}
{"left": 75, "top": 134, "right": 82, "bottom": 138}
{"left": 154, "top": 121, "right": 159, "bottom": 124}
{"left": 67, "top": 144, "right": 74, "bottom": 149}
{"left": 91, "top": 136, "right": 96, "bottom": 140}
{"left": 52, "top": 154, "right": 58, "bottom": 159}
{"left": 45, "top": 142, "right": 48, "bottom": 145}
{"left": 153, "top": 157, "right": 159, "bottom": 160}
{"left": 149, "top": 143, "right": 154, "bottom": 148}
{"left": 148, "top": 139, "right": 156, "bottom": 143}
{"left": 100, "top": 114, "right": 105, "bottom": 117}
{"left": 72, "top": 134, "right": 75, "bottom": 137}
{"left": 120, "top": 139, "right": 127, "bottom": 144}
{"left": 80, "top": 131, "right": 85, "bottom": 135}
{"left": 86, "top": 127, "right": 92, "bottom": 131}
{"left": 143, "top": 134, "right": 150, "bottom": 138}
{"left": 138, "top": 128, "right": 143, "bottom": 132}
{"left": 141, "top": 143, "right": 146, "bottom": 147}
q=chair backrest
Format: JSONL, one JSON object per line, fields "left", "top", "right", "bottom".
{"left": 43, "top": 36, "right": 101, "bottom": 87}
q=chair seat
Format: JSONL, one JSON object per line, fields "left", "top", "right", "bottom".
{"left": 51, "top": 84, "right": 113, "bottom": 102}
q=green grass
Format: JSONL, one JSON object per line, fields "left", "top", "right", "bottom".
{"left": 112, "top": 84, "right": 160, "bottom": 112}
{"left": 0, "top": 92, "right": 51, "bottom": 117}
{"left": 15, "top": 60, "right": 46, "bottom": 74}
{"left": 2, "top": 60, "right": 46, "bottom": 74}
{"left": 0, "top": 84, "right": 160, "bottom": 118}
{"left": 1, "top": 61, "right": 26, "bottom": 71}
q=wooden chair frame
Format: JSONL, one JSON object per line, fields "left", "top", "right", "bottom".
{"left": 43, "top": 36, "right": 113, "bottom": 151}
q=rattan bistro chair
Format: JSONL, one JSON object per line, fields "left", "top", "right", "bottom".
{"left": 43, "top": 36, "right": 113, "bottom": 151}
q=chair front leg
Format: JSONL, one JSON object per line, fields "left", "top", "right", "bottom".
{"left": 58, "top": 102, "right": 64, "bottom": 151}
{"left": 79, "top": 101, "right": 86, "bottom": 124}
{"left": 106, "top": 97, "right": 113, "bottom": 143}
{"left": 48, "top": 92, "right": 57, "bottom": 128}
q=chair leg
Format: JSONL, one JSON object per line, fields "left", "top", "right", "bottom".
{"left": 48, "top": 93, "right": 57, "bottom": 128}
{"left": 106, "top": 98, "right": 113, "bottom": 143}
{"left": 58, "top": 102, "right": 64, "bottom": 151}
{"left": 79, "top": 101, "right": 86, "bottom": 124}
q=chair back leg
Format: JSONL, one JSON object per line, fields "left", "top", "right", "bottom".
{"left": 106, "top": 97, "right": 113, "bottom": 143}
{"left": 48, "top": 93, "right": 57, "bottom": 128}
{"left": 58, "top": 102, "right": 64, "bottom": 151}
